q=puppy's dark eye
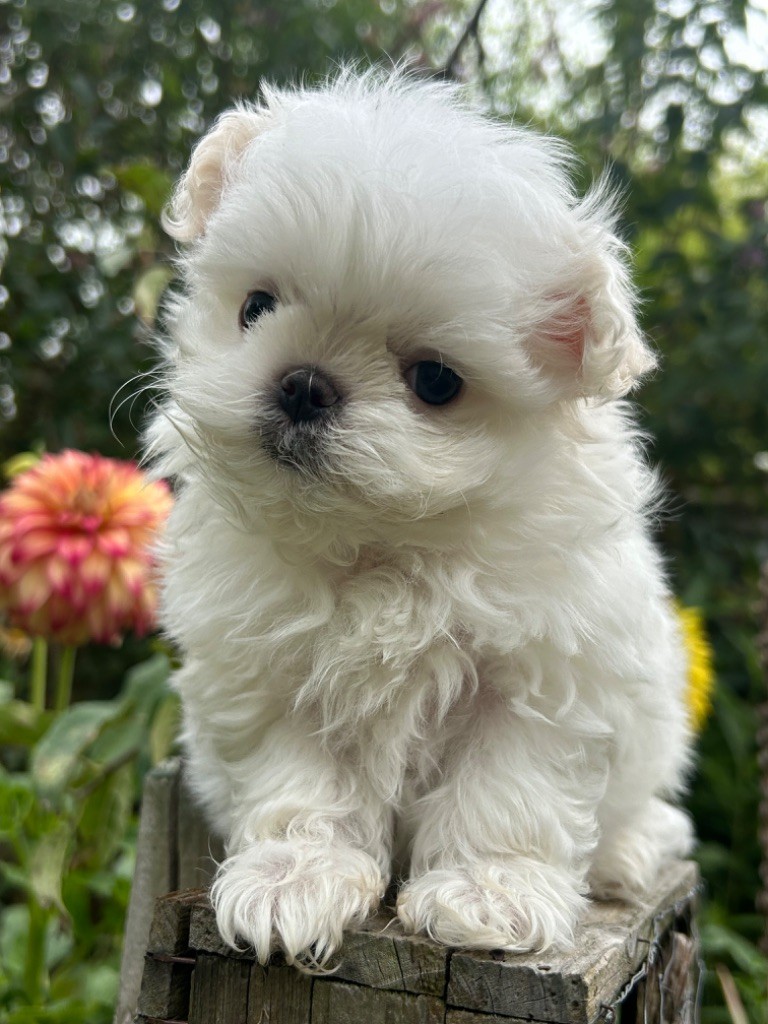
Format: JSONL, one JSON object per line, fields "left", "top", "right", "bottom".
{"left": 405, "top": 361, "right": 463, "bottom": 406}
{"left": 239, "top": 290, "right": 277, "bottom": 328}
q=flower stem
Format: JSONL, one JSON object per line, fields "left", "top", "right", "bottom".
{"left": 24, "top": 896, "right": 49, "bottom": 1005}
{"left": 30, "top": 637, "right": 47, "bottom": 711}
{"left": 54, "top": 646, "right": 77, "bottom": 712}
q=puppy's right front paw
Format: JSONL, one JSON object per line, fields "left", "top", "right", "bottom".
{"left": 210, "top": 839, "right": 384, "bottom": 967}
{"left": 397, "top": 859, "right": 584, "bottom": 953}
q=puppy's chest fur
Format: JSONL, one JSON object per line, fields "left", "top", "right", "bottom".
{"left": 279, "top": 553, "right": 495, "bottom": 796}
{"left": 172, "top": 523, "right": 485, "bottom": 745}
{"left": 280, "top": 550, "right": 479, "bottom": 730}
{"left": 167, "top": 496, "right": 634, "bottom": 783}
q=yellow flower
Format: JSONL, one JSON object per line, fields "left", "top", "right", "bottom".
{"left": 0, "top": 450, "right": 172, "bottom": 646}
{"left": 678, "top": 604, "right": 715, "bottom": 731}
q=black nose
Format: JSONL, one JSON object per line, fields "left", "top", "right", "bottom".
{"left": 278, "top": 366, "right": 341, "bottom": 423}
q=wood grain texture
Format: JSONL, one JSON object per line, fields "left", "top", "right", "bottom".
{"left": 188, "top": 954, "right": 251, "bottom": 1024}
{"left": 310, "top": 980, "right": 444, "bottom": 1024}
{"left": 635, "top": 929, "right": 697, "bottom": 1024}
{"left": 114, "top": 759, "right": 180, "bottom": 1024}
{"left": 188, "top": 900, "right": 252, "bottom": 959}
{"left": 136, "top": 955, "right": 193, "bottom": 1020}
{"left": 446, "top": 1012, "right": 535, "bottom": 1024}
{"left": 177, "top": 772, "right": 225, "bottom": 891}
{"left": 247, "top": 963, "right": 313, "bottom": 1024}
{"left": 326, "top": 911, "right": 447, "bottom": 997}
{"left": 148, "top": 888, "right": 203, "bottom": 955}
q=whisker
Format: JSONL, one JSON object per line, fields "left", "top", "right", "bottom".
{"left": 109, "top": 369, "right": 165, "bottom": 446}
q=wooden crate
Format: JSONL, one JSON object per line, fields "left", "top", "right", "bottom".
{"left": 116, "top": 762, "right": 700, "bottom": 1024}
{"left": 133, "top": 861, "right": 700, "bottom": 1024}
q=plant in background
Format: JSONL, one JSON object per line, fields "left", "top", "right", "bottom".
{"left": 680, "top": 604, "right": 715, "bottom": 734}
{"left": 0, "top": 450, "right": 171, "bottom": 646}
{"left": 0, "top": 451, "right": 176, "bottom": 1024}
{"left": 0, "top": 450, "right": 171, "bottom": 710}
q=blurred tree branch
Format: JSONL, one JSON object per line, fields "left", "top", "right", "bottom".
{"left": 440, "top": 0, "right": 491, "bottom": 78}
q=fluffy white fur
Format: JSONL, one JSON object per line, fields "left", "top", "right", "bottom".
{"left": 147, "top": 68, "right": 693, "bottom": 967}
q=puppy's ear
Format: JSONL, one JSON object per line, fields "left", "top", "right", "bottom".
{"left": 163, "top": 105, "right": 271, "bottom": 242}
{"left": 531, "top": 227, "right": 656, "bottom": 401}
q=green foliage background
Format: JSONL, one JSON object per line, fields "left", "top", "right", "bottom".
{"left": 1, "top": 0, "right": 766, "bottom": 1020}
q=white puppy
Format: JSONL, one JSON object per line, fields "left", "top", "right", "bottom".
{"left": 147, "top": 69, "right": 693, "bottom": 967}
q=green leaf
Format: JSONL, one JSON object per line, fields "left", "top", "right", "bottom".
{"left": 0, "top": 862, "right": 29, "bottom": 892}
{"left": 0, "top": 700, "right": 53, "bottom": 747}
{"left": 711, "top": 685, "right": 755, "bottom": 768}
{"left": 149, "top": 692, "right": 180, "bottom": 765}
{"left": 700, "top": 922, "right": 768, "bottom": 981}
{"left": 110, "top": 160, "right": 173, "bottom": 217}
{"left": 121, "top": 653, "right": 171, "bottom": 714}
{"left": 81, "top": 707, "right": 139, "bottom": 769}
{"left": 80, "top": 963, "right": 118, "bottom": 1008}
{"left": 0, "top": 902, "right": 73, "bottom": 990}
{"left": 31, "top": 702, "right": 122, "bottom": 796}
{"left": 28, "top": 818, "right": 75, "bottom": 915}
{"left": 0, "top": 905, "right": 29, "bottom": 984}
{"left": 0, "top": 769, "right": 36, "bottom": 836}
{"left": 76, "top": 764, "right": 133, "bottom": 866}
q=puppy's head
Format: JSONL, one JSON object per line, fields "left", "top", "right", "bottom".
{"left": 155, "top": 70, "right": 654, "bottom": 549}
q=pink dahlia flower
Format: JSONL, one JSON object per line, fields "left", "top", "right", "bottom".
{"left": 0, "top": 450, "right": 172, "bottom": 645}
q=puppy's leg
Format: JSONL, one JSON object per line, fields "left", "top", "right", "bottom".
{"left": 589, "top": 798, "right": 693, "bottom": 900}
{"left": 588, "top": 676, "right": 692, "bottom": 900}
{"left": 203, "top": 717, "right": 389, "bottom": 967}
{"left": 398, "top": 693, "right": 606, "bottom": 952}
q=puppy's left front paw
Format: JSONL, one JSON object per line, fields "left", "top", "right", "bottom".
{"left": 397, "top": 860, "right": 584, "bottom": 952}
{"left": 211, "top": 839, "right": 384, "bottom": 967}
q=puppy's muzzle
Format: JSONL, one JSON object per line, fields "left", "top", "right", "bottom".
{"left": 278, "top": 366, "right": 342, "bottom": 424}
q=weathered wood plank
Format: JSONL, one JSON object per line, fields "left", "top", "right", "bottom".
{"left": 188, "top": 954, "right": 251, "bottom": 1024}
{"left": 635, "top": 929, "right": 697, "bottom": 1024}
{"left": 189, "top": 899, "right": 252, "bottom": 959}
{"left": 188, "top": 898, "right": 445, "bottom": 998}
{"left": 310, "top": 980, "right": 444, "bottom": 1024}
{"left": 136, "top": 954, "right": 193, "bottom": 1020}
{"left": 133, "top": 1017, "right": 189, "bottom": 1024}
{"left": 177, "top": 772, "right": 225, "bottom": 890}
{"left": 133, "top": 1015, "right": 188, "bottom": 1024}
{"left": 446, "top": 1013, "right": 533, "bottom": 1024}
{"left": 148, "top": 887, "right": 204, "bottom": 955}
{"left": 247, "top": 963, "right": 313, "bottom": 1024}
{"left": 188, "top": 899, "right": 448, "bottom": 995}
{"left": 450, "top": 956, "right": 587, "bottom": 1023}
{"left": 447, "top": 860, "right": 699, "bottom": 1024}
{"left": 115, "top": 759, "right": 180, "bottom": 1024}
{"left": 330, "top": 910, "right": 447, "bottom": 997}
